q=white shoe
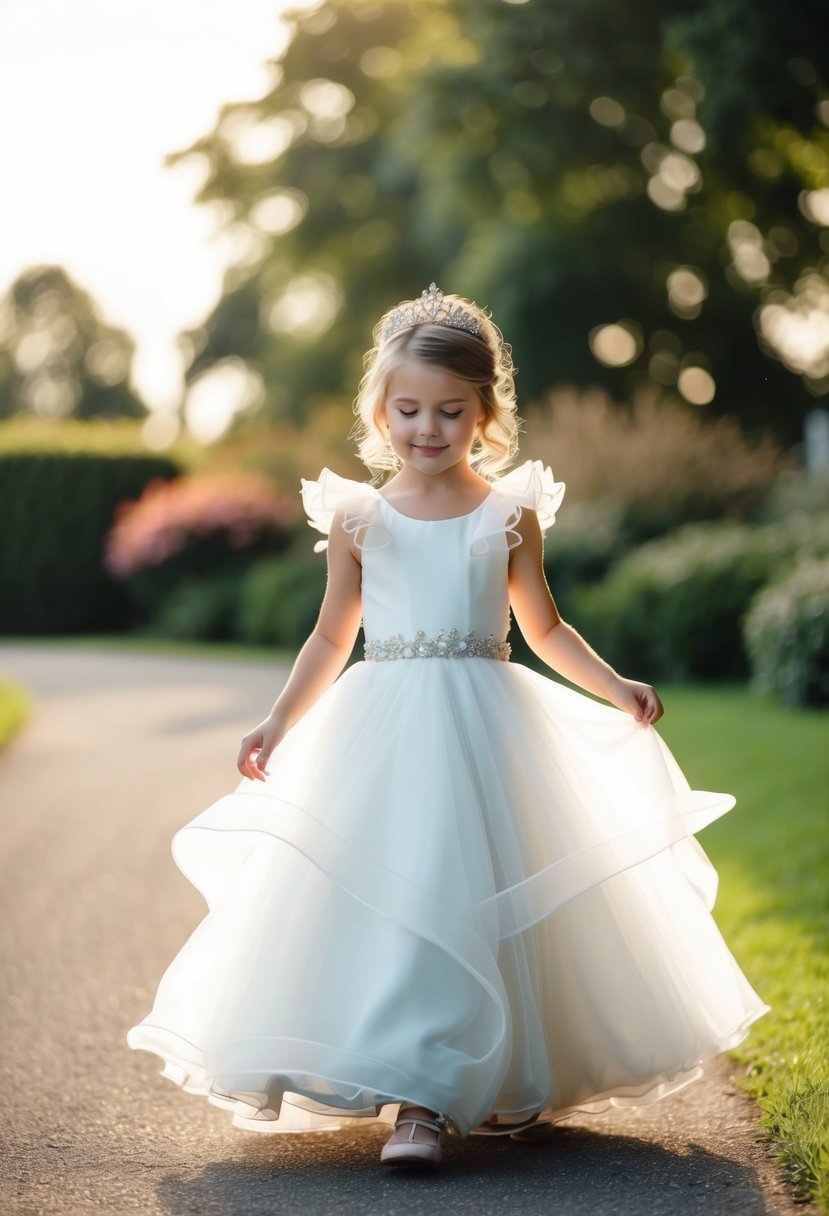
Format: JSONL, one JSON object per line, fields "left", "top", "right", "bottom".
{"left": 380, "top": 1106, "right": 449, "bottom": 1167}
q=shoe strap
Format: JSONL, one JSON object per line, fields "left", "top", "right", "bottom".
{"left": 395, "top": 1114, "right": 448, "bottom": 1135}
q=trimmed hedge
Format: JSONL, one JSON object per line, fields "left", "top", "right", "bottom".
{"left": 1, "top": 441, "right": 181, "bottom": 633}
{"left": 744, "top": 558, "right": 829, "bottom": 706}
{"left": 572, "top": 514, "right": 829, "bottom": 683}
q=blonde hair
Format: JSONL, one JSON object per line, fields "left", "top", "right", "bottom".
{"left": 351, "top": 291, "right": 520, "bottom": 480}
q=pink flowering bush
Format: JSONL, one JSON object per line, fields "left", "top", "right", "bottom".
{"left": 104, "top": 473, "right": 298, "bottom": 621}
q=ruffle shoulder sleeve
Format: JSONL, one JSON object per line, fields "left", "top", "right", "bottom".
{"left": 300, "top": 468, "right": 392, "bottom": 553}
{"left": 470, "top": 459, "right": 566, "bottom": 556}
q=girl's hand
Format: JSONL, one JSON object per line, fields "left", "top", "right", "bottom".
{"left": 236, "top": 715, "right": 285, "bottom": 782}
{"left": 606, "top": 677, "right": 664, "bottom": 725}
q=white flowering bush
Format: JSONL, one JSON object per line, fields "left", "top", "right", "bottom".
{"left": 744, "top": 559, "right": 829, "bottom": 707}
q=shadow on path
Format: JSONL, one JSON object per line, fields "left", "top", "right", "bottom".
{"left": 157, "top": 1122, "right": 780, "bottom": 1216}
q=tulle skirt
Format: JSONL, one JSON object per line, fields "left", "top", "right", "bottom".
{"left": 126, "top": 658, "right": 768, "bottom": 1135}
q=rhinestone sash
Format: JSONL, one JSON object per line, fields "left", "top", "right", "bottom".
{"left": 365, "top": 628, "right": 511, "bottom": 663}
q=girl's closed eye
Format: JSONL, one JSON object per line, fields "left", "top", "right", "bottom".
{"left": 398, "top": 409, "right": 463, "bottom": 419}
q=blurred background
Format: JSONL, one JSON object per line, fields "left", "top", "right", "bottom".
{"left": 1, "top": 0, "right": 828, "bottom": 704}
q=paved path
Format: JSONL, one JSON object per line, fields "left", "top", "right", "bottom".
{"left": 0, "top": 644, "right": 803, "bottom": 1215}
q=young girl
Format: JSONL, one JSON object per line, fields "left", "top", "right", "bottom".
{"left": 127, "top": 284, "right": 768, "bottom": 1168}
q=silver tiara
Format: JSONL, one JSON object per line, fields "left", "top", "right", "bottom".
{"left": 381, "top": 282, "right": 481, "bottom": 342}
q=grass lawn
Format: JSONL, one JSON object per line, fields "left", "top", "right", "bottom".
{"left": 658, "top": 684, "right": 829, "bottom": 1211}
{"left": 0, "top": 632, "right": 292, "bottom": 664}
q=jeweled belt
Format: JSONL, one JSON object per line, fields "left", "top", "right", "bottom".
{"left": 364, "top": 628, "right": 511, "bottom": 662}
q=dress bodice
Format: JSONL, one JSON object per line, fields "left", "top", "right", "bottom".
{"left": 360, "top": 499, "right": 509, "bottom": 642}
{"left": 301, "top": 460, "right": 565, "bottom": 650}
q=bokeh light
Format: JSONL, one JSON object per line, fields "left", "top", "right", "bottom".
{"left": 800, "top": 189, "right": 829, "bottom": 225}
{"left": 727, "top": 221, "right": 771, "bottom": 285}
{"left": 677, "top": 365, "right": 716, "bottom": 405}
{"left": 760, "top": 272, "right": 829, "bottom": 381}
{"left": 667, "top": 267, "right": 708, "bottom": 319}
{"left": 670, "top": 119, "right": 706, "bottom": 154}
{"left": 589, "top": 97, "right": 625, "bottom": 128}
{"left": 184, "top": 356, "right": 264, "bottom": 443}
{"left": 225, "top": 113, "right": 298, "bottom": 165}
{"left": 250, "top": 189, "right": 308, "bottom": 236}
{"left": 264, "top": 271, "right": 343, "bottom": 337}
{"left": 360, "top": 47, "right": 403, "bottom": 79}
{"left": 589, "top": 322, "right": 643, "bottom": 367}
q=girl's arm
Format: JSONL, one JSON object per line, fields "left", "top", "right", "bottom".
{"left": 508, "top": 508, "right": 663, "bottom": 724}
{"left": 237, "top": 511, "right": 363, "bottom": 781}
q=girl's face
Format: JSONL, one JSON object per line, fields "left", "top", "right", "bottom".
{"left": 380, "top": 359, "right": 485, "bottom": 477}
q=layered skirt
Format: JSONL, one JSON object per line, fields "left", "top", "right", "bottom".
{"left": 127, "top": 658, "right": 768, "bottom": 1134}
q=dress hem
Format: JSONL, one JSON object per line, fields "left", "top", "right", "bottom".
{"left": 126, "top": 1001, "right": 770, "bottom": 1136}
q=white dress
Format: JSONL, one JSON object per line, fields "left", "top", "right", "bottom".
{"left": 126, "top": 460, "right": 769, "bottom": 1135}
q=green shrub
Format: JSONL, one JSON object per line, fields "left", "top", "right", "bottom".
{"left": 0, "top": 426, "right": 181, "bottom": 632}
{"left": 151, "top": 573, "right": 244, "bottom": 642}
{"left": 573, "top": 515, "right": 829, "bottom": 683}
{"left": 237, "top": 556, "right": 326, "bottom": 648}
{"left": 543, "top": 499, "right": 629, "bottom": 615}
{"left": 744, "top": 558, "right": 829, "bottom": 707}
{"left": 756, "top": 469, "right": 829, "bottom": 523}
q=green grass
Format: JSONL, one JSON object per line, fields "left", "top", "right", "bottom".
{"left": 0, "top": 678, "right": 30, "bottom": 748}
{"left": 658, "top": 685, "right": 829, "bottom": 1210}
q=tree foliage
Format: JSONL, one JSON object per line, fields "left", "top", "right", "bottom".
{"left": 170, "top": 0, "right": 829, "bottom": 443}
{"left": 0, "top": 265, "right": 147, "bottom": 421}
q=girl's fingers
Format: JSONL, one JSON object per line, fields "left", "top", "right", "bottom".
{"left": 237, "top": 738, "right": 267, "bottom": 781}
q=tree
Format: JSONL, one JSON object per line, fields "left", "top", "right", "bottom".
{"left": 0, "top": 265, "right": 147, "bottom": 421}
{"left": 168, "top": 0, "right": 828, "bottom": 443}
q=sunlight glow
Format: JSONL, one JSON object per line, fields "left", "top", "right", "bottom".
{"left": 184, "top": 357, "right": 265, "bottom": 444}
{"left": 0, "top": 0, "right": 316, "bottom": 420}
